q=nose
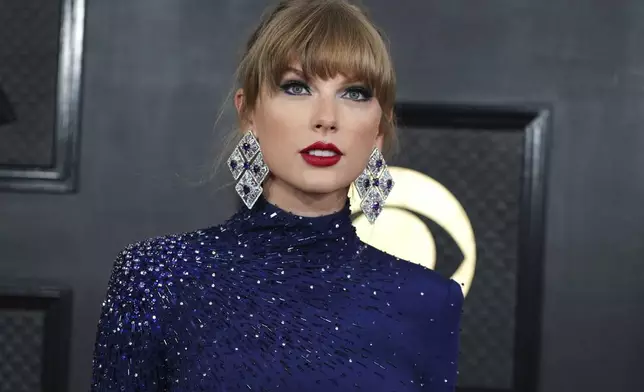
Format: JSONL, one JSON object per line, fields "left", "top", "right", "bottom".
{"left": 312, "top": 96, "right": 337, "bottom": 133}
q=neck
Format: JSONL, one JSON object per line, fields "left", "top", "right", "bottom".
{"left": 262, "top": 176, "right": 348, "bottom": 217}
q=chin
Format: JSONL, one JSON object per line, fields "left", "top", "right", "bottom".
{"left": 295, "top": 181, "right": 346, "bottom": 195}
{"left": 293, "top": 172, "right": 351, "bottom": 195}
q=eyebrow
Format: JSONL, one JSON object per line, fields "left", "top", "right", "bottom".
{"left": 281, "top": 67, "right": 307, "bottom": 79}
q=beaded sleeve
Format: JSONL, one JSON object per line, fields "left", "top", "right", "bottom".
{"left": 90, "top": 243, "right": 167, "bottom": 391}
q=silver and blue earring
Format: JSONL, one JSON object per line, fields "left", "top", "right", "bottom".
{"left": 354, "top": 147, "right": 394, "bottom": 223}
{"left": 227, "top": 130, "right": 269, "bottom": 209}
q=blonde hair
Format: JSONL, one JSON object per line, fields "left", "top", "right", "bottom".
{"left": 232, "top": 0, "right": 398, "bottom": 155}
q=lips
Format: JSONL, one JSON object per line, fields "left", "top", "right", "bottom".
{"left": 300, "top": 141, "right": 343, "bottom": 167}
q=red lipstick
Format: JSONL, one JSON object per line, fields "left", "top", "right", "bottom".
{"left": 299, "top": 141, "right": 343, "bottom": 167}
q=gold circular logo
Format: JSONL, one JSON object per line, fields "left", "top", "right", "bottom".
{"left": 350, "top": 167, "right": 477, "bottom": 296}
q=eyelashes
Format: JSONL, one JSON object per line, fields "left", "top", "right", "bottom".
{"left": 279, "top": 80, "right": 373, "bottom": 102}
{"left": 344, "top": 86, "right": 373, "bottom": 101}
{"left": 279, "top": 80, "right": 310, "bottom": 96}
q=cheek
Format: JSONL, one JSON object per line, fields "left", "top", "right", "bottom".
{"left": 252, "top": 102, "right": 304, "bottom": 171}
{"left": 255, "top": 106, "right": 284, "bottom": 137}
{"left": 349, "top": 102, "right": 382, "bottom": 135}
{"left": 254, "top": 106, "right": 284, "bottom": 150}
{"left": 345, "top": 107, "right": 382, "bottom": 149}
{"left": 341, "top": 120, "right": 381, "bottom": 176}
{"left": 254, "top": 101, "right": 307, "bottom": 141}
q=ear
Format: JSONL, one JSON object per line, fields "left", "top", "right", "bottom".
{"left": 374, "top": 109, "right": 392, "bottom": 151}
{"left": 374, "top": 131, "right": 384, "bottom": 151}
{"left": 234, "top": 88, "right": 244, "bottom": 113}
{"left": 234, "top": 88, "right": 254, "bottom": 129}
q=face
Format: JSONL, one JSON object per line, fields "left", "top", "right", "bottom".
{"left": 237, "top": 65, "right": 384, "bottom": 197}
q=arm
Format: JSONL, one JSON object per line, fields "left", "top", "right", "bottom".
{"left": 430, "top": 279, "right": 464, "bottom": 391}
{"left": 90, "top": 243, "right": 166, "bottom": 391}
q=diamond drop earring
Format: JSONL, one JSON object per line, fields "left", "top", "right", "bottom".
{"left": 227, "top": 130, "right": 269, "bottom": 209}
{"left": 353, "top": 147, "right": 395, "bottom": 224}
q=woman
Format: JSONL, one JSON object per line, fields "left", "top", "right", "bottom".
{"left": 90, "top": 0, "right": 464, "bottom": 391}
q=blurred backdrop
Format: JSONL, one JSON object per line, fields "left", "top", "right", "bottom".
{"left": 0, "top": 0, "right": 643, "bottom": 391}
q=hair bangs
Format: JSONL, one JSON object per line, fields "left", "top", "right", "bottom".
{"left": 258, "top": 2, "right": 394, "bottom": 106}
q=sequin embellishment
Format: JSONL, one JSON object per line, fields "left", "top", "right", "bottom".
{"left": 90, "top": 197, "right": 463, "bottom": 391}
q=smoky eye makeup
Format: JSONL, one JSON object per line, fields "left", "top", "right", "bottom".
{"left": 342, "top": 85, "right": 374, "bottom": 102}
{"left": 279, "top": 79, "right": 311, "bottom": 95}
{"left": 277, "top": 73, "right": 374, "bottom": 101}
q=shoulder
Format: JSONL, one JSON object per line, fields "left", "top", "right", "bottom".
{"left": 112, "top": 225, "right": 232, "bottom": 270}
{"left": 105, "top": 226, "right": 227, "bottom": 302}
{"left": 111, "top": 230, "right": 201, "bottom": 274}
{"left": 361, "top": 243, "right": 464, "bottom": 310}
{"left": 116, "top": 228, "right": 207, "bottom": 257}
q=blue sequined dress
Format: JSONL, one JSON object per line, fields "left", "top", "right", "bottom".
{"left": 91, "top": 197, "right": 464, "bottom": 391}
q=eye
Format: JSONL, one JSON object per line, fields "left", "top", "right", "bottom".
{"left": 280, "top": 80, "right": 311, "bottom": 96}
{"left": 341, "top": 86, "right": 373, "bottom": 102}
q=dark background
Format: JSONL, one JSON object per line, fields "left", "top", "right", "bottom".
{"left": 0, "top": 0, "right": 61, "bottom": 166}
{"left": 0, "top": 0, "right": 643, "bottom": 391}
{"left": 395, "top": 126, "right": 525, "bottom": 389}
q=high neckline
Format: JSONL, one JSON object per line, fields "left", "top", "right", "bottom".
{"left": 223, "top": 196, "right": 359, "bottom": 252}
{"left": 258, "top": 196, "right": 351, "bottom": 224}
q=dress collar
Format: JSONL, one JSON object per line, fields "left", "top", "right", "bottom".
{"left": 224, "top": 196, "right": 359, "bottom": 252}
